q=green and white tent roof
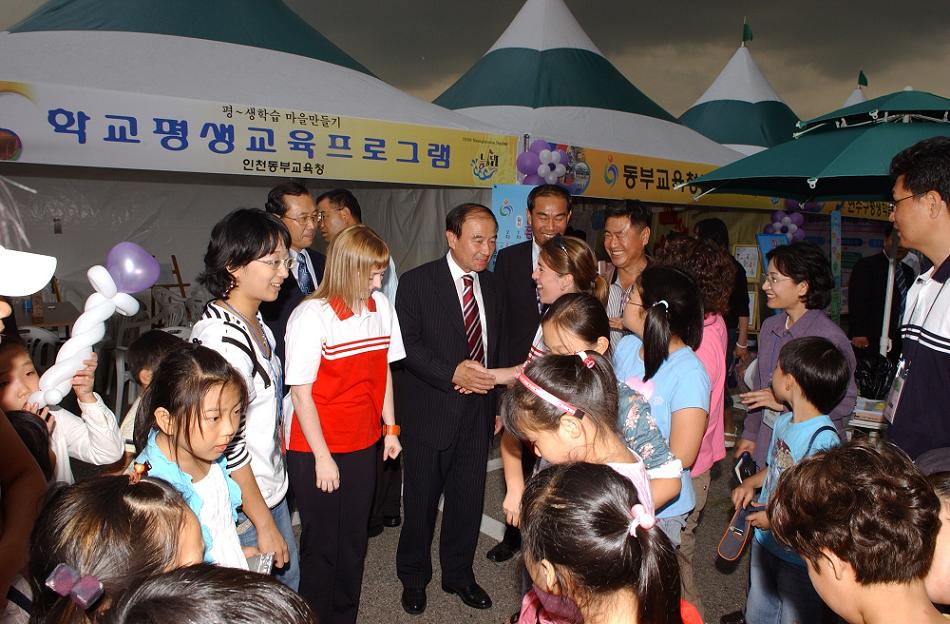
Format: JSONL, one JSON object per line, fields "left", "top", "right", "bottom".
{"left": 434, "top": 0, "right": 739, "bottom": 165}
{"left": 679, "top": 45, "right": 799, "bottom": 156}
{"left": 1, "top": 0, "right": 504, "bottom": 132}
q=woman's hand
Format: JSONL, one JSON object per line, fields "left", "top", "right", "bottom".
{"left": 739, "top": 388, "right": 784, "bottom": 412}
{"left": 731, "top": 481, "right": 756, "bottom": 510}
{"left": 608, "top": 316, "right": 625, "bottom": 331}
{"left": 383, "top": 434, "right": 401, "bottom": 460}
{"left": 314, "top": 454, "right": 340, "bottom": 493}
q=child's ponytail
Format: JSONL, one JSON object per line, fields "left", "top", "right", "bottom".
{"left": 521, "top": 463, "right": 683, "bottom": 624}
{"left": 638, "top": 266, "right": 704, "bottom": 380}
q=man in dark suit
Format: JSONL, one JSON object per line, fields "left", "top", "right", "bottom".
{"left": 260, "top": 181, "right": 326, "bottom": 366}
{"left": 848, "top": 223, "right": 913, "bottom": 360}
{"left": 488, "top": 183, "right": 571, "bottom": 562}
{"left": 395, "top": 203, "right": 502, "bottom": 615}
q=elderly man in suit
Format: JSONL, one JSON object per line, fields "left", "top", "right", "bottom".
{"left": 395, "top": 203, "right": 502, "bottom": 615}
{"left": 260, "top": 181, "right": 326, "bottom": 366}
{"left": 488, "top": 183, "right": 571, "bottom": 563}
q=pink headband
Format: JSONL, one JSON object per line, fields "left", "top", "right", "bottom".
{"left": 516, "top": 373, "right": 584, "bottom": 417}
{"left": 628, "top": 504, "right": 656, "bottom": 536}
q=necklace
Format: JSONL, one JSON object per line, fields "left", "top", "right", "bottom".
{"left": 220, "top": 300, "right": 272, "bottom": 360}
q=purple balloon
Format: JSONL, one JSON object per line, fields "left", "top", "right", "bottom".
{"left": 789, "top": 212, "right": 805, "bottom": 226}
{"left": 556, "top": 149, "right": 570, "bottom": 166}
{"left": 763, "top": 223, "right": 774, "bottom": 234}
{"left": 792, "top": 228, "right": 806, "bottom": 241}
{"left": 771, "top": 210, "right": 787, "bottom": 223}
{"left": 522, "top": 174, "right": 545, "bottom": 186}
{"left": 106, "top": 242, "right": 160, "bottom": 294}
{"left": 528, "top": 139, "right": 551, "bottom": 155}
{"left": 516, "top": 151, "right": 542, "bottom": 176}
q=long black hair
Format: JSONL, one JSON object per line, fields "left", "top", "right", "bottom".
{"left": 521, "top": 462, "right": 682, "bottom": 624}
{"left": 638, "top": 265, "right": 704, "bottom": 380}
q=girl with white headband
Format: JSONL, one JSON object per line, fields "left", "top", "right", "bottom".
{"left": 612, "top": 265, "right": 711, "bottom": 552}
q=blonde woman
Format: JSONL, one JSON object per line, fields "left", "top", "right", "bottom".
{"left": 285, "top": 224, "right": 405, "bottom": 624}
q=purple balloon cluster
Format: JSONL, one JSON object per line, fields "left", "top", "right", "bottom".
{"left": 517, "top": 139, "right": 570, "bottom": 186}
{"left": 105, "top": 242, "right": 161, "bottom": 293}
{"left": 764, "top": 210, "right": 806, "bottom": 241}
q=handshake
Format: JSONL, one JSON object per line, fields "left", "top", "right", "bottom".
{"left": 452, "top": 359, "right": 498, "bottom": 394}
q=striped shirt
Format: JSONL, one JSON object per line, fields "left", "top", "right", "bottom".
{"left": 190, "top": 303, "right": 288, "bottom": 507}
{"left": 284, "top": 291, "right": 405, "bottom": 454}
{"left": 890, "top": 258, "right": 950, "bottom": 458}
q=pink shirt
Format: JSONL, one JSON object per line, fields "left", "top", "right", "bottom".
{"left": 692, "top": 314, "right": 727, "bottom": 476}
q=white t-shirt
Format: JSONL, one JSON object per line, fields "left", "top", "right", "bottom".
{"left": 192, "top": 463, "right": 248, "bottom": 570}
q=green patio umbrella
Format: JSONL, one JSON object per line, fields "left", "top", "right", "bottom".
{"left": 801, "top": 89, "right": 950, "bottom": 129}
{"left": 685, "top": 120, "right": 949, "bottom": 201}
{"left": 686, "top": 89, "right": 950, "bottom": 201}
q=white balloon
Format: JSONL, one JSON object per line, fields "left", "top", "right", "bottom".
{"left": 787, "top": 223, "right": 798, "bottom": 233}
{"left": 538, "top": 149, "right": 553, "bottom": 163}
{"left": 781, "top": 216, "right": 792, "bottom": 225}
{"left": 537, "top": 164, "right": 548, "bottom": 177}
{"left": 548, "top": 150, "right": 561, "bottom": 165}
{"left": 32, "top": 262, "right": 139, "bottom": 408}
{"left": 544, "top": 172, "right": 559, "bottom": 184}
{"left": 553, "top": 164, "right": 566, "bottom": 178}
{"left": 87, "top": 265, "right": 117, "bottom": 298}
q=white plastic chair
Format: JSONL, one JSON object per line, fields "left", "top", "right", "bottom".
{"left": 151, "top": 287, "right": 189, "bottom": 328}
{"left": 161, "top": 325, "right": 192, "bottom": 339}
{"left": 109, "top": 313, "right": 152, "bottom": 417}
{"left": 18, "top": 327, "right": 61, "bottom": 374}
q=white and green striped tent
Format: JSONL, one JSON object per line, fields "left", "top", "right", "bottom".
{"left": 434, "top": 0, "right": 740, "bottom": 166}
{"left": 679, "top": 40, "right": 799, "bottom": 156}
{"left": 1, "top": 0, "right": 505, "bottom": 131}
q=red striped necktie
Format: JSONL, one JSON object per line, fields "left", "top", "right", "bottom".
{"left": 462, "top": 274, "right": 485, "bottom": 365}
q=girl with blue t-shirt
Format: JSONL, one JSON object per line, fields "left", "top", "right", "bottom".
{"left": 612, "top": 265, "right": 710, "bottom": 547}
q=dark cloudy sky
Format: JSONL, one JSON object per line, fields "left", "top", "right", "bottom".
{"left": 4, "top": 0, "right": 950, "bottom": 120}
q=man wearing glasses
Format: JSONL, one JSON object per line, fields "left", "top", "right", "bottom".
{"left": 885, "top": 137, "right": 950, "bottom": 459}
{"left": 261, "top": 181, "right": 327, "bottom": 366}
{"left": 315, "top": 188, "right": 399, "bottom": 304}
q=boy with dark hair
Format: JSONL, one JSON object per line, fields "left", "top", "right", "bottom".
{"left": 119, "top": 330, "right": 185, "bottom": 458}
{"left": 770, "top": 439, "right": 945, "bottom": 623}
{"left": 731, "top": 336, "right": 848, "bottom": 623}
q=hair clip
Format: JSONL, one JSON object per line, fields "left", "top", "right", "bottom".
{"left": 191, "top": 337, "right": 202, "bottom": 345}
{"left": 45, "top": 563, "right": 104, "bottom": 610}
{"left": 517, "top": 372, "right": 585, "bottom": 418}
{"left": 628, "top": 504, "right": 656, "bottom": 536}
{"left": 576, "top": 351, "right": 596, "bottom": 369}
{"left": 128, "top": 461, "right": 151, "bottom": 484}
{"left": 652, "top": 299, "right": 669, "bottom": 311}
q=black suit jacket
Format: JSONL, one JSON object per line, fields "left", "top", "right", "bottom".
{"left": 395, "top": 257, "right": 504, "bottom": 450}
{"left": 260, "top": 248, "right": 326, "bottom": 366}
{"left": 848, "top": 252, "right": 913, "bottom": 345}
{"left": 492, "top": 240, "right": 539, "bottom": 366}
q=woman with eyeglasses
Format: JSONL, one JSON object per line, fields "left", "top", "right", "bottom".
{"left": 283, "top": 224, "right": 403, "bottom": 623}
{"left": 737, "top": 241, "right": 857, "bottom": 470}
{"left": 192, "top": 208, "right": 299, "bottom": 590}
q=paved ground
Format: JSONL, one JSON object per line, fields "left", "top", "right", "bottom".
{"left": 356, "top": 436, "right": 750, "bottom": 624}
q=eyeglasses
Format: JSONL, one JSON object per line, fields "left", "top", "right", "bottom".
{"left": 255, "top": 257, "right": 295, "bottom": 270}
{"left": 284, "top": 213, "right": 319, "bottom": 227}
{"left": 316, "top": 207, "right": 343, "bottom": 224}
{"left": 763, "top": 274, "right": 793, "bottom": 286}
{"left": 887, "top": 191, "right": 927, "bottom": 212}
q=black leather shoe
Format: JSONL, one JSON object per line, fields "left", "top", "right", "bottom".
{"left": 383, "top": 514, "right": 401, "bottom": 528}
{"left": 485, "top": 541, "right": 518, "bottom": 563}
{"left": 401, "top": 587, "right": 427, "bottom": 615}
{"left": 441, "top": 582, "right": 492, "bottom": 609}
